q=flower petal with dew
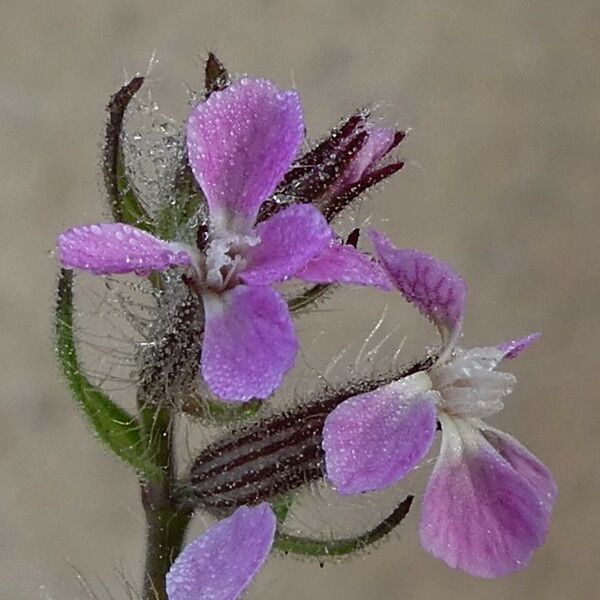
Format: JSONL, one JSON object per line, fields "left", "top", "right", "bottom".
{"left": 498, "top": 332, "right": 542, "bottom": 360}
{"left": 322, "top": 233, "right": 555, "bottom": 577}
{"left": 186, "top": 78, "right": 304, "bottom": 233}
{"left": 369, "top": 230, "right": 467, "bottom": 349}
{"left": 296, "top": 241, "right": 393, "bottom": 289}
{"left": 166, "top": 503, "right": 276, "bottom": 600}
{"left": 420, "top": 415, "right": 555, "bottom": 578}
{"left": 58, "top": 223, "right": 194, "bottom": 276}
{"left": 323, "top": 374, "right": 438, "bottom": 495}
{"left": 201, "top": 286, "right": 298, "bottom": 403}
{"left": 479, "top": 425, "right": 556, "bottom": 515}
{"left": 240, "top": 204, "right": 332, "bottom": 286}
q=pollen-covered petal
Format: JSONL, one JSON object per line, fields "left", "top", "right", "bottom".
{"left": 323, "top": 378, "right": 438, "bottom": 495}
{"left": 166, "top": 503, "right": 276, "bottom": 600}
{"left": 201, "top": 285, "right": 298, "bottom": 402}
{"left": 57, "top": 223, "right": 193, "bottom": 275}
{"left": 369, "top": 230, "right": 467, "bottom": 348}
{"left": 187, "top": 78, "right": 304, "bottom": 232}
{"left": 240, "top": 204, "right": 331, "bottom": 285}
{"left": 480, "top": 426, "right": 557, "bottom": 514}
{"left": 295, "top": 241, "right": 393, "bottom": 289}
{"left": 498, "top": 332, "right": 542, "bottom": 360}
{"left": 420, "top": 416, "right": 553, "bottom": 578}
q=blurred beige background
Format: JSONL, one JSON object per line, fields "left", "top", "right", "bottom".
{"left": 2, "top": 0, "right": 599, "bottom": 598}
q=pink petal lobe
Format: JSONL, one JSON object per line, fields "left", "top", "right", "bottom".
{"left": 497, "top": 332, "right": 542, "bottom": 360}
{"left": 58, "top": 223, "right": 192, "bottom": 275}
{"left": 201, "top": 285, "right": 298, "bottom": 402}
{"left": 187, "top": 78, "right": 304, "bottom": 232}
{"left": 480, "top": 426, "right": 557, "bottom": 514}
{"left": 296, "top": 242, "right": 393, "bottom": 289}
{"left": 370, "top": 230, "right": 467, "bottom": 346}
{"left": 323, "top": 379, "right": 438, "bottom": 495}
{"left": 166, "top": 503, "right": 276, "bottom": 600}
{"left": 420, "top": 416, "right": 553, "bottom": 578}
{"left": 241, "top": 204, "right": 331, "bottom": 285}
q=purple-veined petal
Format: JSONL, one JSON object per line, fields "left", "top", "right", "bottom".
{"left": 187, "top": 78, "right": 304, "bottom": 232}
{"left": 323, "top": 375, "right": 438, "bottom": 495}
{"left": 480, "top": 426, "right": 557, "bottom": 514}
{"left": 241, "top": 204, "right": 331, "bottom": 285}
{"left": 57, "top": 223, "right": 193, "bottom": 276}
{"left": 295, "top": 241, "right": 393, "bottom": 289}
{"left": 166, "top": 503, "right": 276, "bottom": 600}
{"left": 201, "top": 285, "right": 298, "bottom": 402}
{"left": 370, "top": 230, "right": 467, "bottom": 349}
{"left": 498, "top": 332, "right": 542, "bottom": 360}
{"left": 420, "top": 416, "right": 553, "bottom": 578}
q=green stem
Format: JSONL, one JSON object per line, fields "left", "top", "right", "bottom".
{"left": 139, "top": 405, "right": 192, "bottom": 600}
{"left": 141, "top": 497, "right": 192, "bottom": 600}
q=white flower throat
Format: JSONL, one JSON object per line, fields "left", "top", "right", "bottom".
{"left": 202, "top": 231, "right": 259, "bottom": 291}
{"left": 394, "top": 347, "right": 516, "bottom": 420}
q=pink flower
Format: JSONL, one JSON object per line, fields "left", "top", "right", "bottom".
{"left": 58, "top": 78, "right": 391, "bottom": 403}
{"left": 322, "top": 231, "right": 556, "bottom": 578}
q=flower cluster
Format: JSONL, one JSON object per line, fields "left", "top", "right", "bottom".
{"left": 56, "top": 63, "right": 555, "bottom": 600}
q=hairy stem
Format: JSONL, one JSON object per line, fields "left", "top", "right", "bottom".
{"left": 141, "top": 498, "right": 192, "bottom": 600}
{"left": 139, "top": 405, "right": 191, "bottom": 600}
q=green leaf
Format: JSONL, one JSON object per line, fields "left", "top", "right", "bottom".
{"left": 103, "top": 76, "right": 154, "bottom": 232}
{"left": 55, "top": 269, "right": 163, "bottom": 482}
{"left": 274, "top": 495, "right": 413, "bottom": 557}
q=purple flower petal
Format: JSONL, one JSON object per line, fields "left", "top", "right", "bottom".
{"left": 57, "top": 223, "right": 192, "bottom": 275}
{"left": 318, "top": 126, "right": 401, "bottom": 204}
{"left": 201, "top": 285, "right": 298, "bottom": 402}
{"left": 480, "top": 426, "right": 557, "bottom": 514}
{"left": 420, "top": 416, "right": 553, "bottom": 578}
{"left": 187, "top": 78, "right": 304, "bottom": 232}
{"left": 370, "top": 230, "right": 467, "bottom": 347}
{"left": 295, "top": 242, "right": 393, "bottom": 289}
{"left": 240, "top": 204, "right": 331, "bottom": 285}
{"left": 323, "top": 380, "right": 438, "bottom": 495}
{"left": 498, "top": 332, "right": 542, "bottom": 360}
{"left": 166, "top": 503, "right": 276, "bottom": 600}
{"left": 338, "top": 127, "right": 397, "bottom": 189}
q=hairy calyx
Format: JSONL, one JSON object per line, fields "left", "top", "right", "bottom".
{"left": 187, "top": 356, "right": 434, "bottom": 511}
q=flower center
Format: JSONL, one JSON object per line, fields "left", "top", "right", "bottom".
{"left": 428, "top": 348, "right": 515, "bottom": 419}
{"left": 202, "top": 232, "right": 259, "bottom": 291}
